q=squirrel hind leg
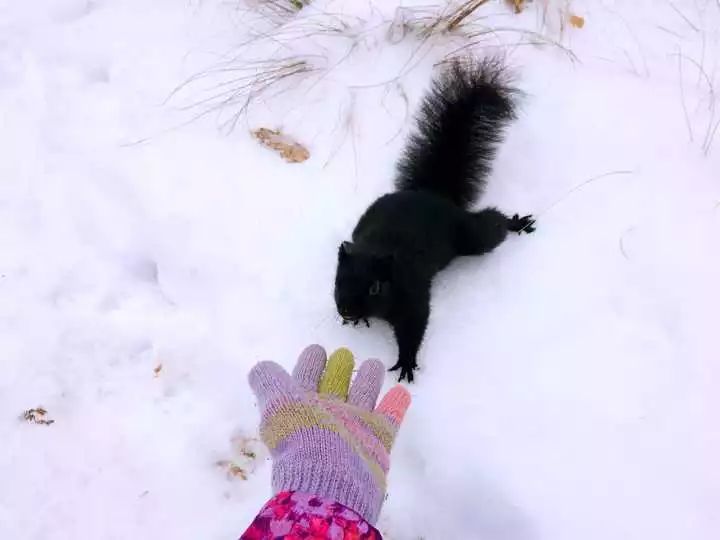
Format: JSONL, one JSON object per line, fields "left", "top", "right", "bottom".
{"left": 455, "top": 207, "right": 511, "bottom": 255}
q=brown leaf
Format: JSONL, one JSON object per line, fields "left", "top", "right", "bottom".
{"left": 153, "top": 364, "right": 163, "bottom": 377}
{"left": 240, "top": 449, "right": 256, "bottom": 460}
{"left": 569, "top": 14, "right": 585, "bottom": 28}
{"left": 252, "top": 128, "right": 310, "bottom": 163}
{"left": 216, "top": 460, "right": 248, "bottom": 481}
{"left": 506, "top": 0, "right": 526, "bottom": 14}
{"left": 227, "top": 464, "right": 248, "bottom": 480}
{"left": 22, "top": 407, "right": 55, "bottom": 425}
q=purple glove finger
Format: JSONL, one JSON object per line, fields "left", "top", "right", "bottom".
{"left": 248, "top": 360, "right": 302, "bottom": 413}
{"left": 291, "top": 344, "right": 327, "bottom": 392}
{"left": 348, "top": 359, "right": 385, "bottom": 410}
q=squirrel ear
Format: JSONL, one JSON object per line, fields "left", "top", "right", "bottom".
{"left": 339, "top": 241, "right": 354, "bottom": 258}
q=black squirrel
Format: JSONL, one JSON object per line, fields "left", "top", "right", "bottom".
{"left": 333, "top": 57, "right": 535, "bottom": 382}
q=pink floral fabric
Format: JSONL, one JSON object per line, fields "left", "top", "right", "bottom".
{"left": 240, "top": 491, "right": 383, "bottom": 540}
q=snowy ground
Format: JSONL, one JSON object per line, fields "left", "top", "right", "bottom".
{"left": 1, "top": 1, "right": 719, "bottom": 539}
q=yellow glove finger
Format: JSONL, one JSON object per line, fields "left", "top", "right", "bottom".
{"left": 318, "top": 347, "right": 355, "bottom": 400}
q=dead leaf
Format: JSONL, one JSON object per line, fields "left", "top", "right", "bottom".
{"left": 252, "top": 128, "right": 310, "bottom": 163}
{"left": 240, "top": 449, "right": 256, "bottom": 460}
{"left": 216, "top": 460, "right": 248, "bottom": 481}
{"left": 227, "top": 464, "right": 248, "bottom": 480}
{"left": 569, "top": 14, "right": 585, "bottom": 28}
{"left": 215, "top": 435, "right": 263, "bottom": 481}
{"left": 22, "top": 407, "right": 55, "bottom": 426}
{"left": 153, "top": 364, "right": 163, "bottom": 377}
{"left": 506, "top": 0, "right": 526, "bottom": 13}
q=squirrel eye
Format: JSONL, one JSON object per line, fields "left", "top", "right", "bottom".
{"left": 369, "top": 281, "right": 381, "bottom": 296}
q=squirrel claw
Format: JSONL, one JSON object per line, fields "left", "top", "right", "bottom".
{"left": 509, "top": 214, "right": 536, "bottom": 234}
{"left": 389, "top": 362, "right": 415, "bottom": 383}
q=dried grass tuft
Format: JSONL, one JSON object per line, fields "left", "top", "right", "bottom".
{"left": 250, "top": 0, "right": 307, "bottom": 20}
{"left": 168, "top": 56, "right": 319, "bottom": 132}
{"left": 393, "top": 0, "right": 494, "bottom": 38}
{"left": 168, "top": 0, "right": 579, "bottom": 135}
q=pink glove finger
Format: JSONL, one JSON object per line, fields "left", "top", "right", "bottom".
{"left": 348, "top": 359, "right": 384, "bottom": 410}
{"left": 291, "top": 344, "right": 327, "bottom": 392}
{"left": 375, "top": 385, "right": 412, "bottom": 427}
{"left": 248, "top": 360, "right": 302, "bottom": 413}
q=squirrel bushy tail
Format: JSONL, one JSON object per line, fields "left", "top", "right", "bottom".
{"left": 394, "top": 57, "right": 519, "bottom": 209}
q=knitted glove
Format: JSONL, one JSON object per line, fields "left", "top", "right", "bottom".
{"left": 248, "top": 344, "right": 411, "bottom": 526}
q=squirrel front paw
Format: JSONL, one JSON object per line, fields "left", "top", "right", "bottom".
{"left": 341, "top": 318, "right": 371, "bottom": 328}
{"left": 389, "top": 361, "right": 416, "bottom": 383}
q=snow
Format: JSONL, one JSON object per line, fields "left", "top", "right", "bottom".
{"left": 1, "top": 0, "right": 719, "bottom": 539}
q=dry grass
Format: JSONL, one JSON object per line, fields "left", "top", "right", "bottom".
{"left": 390, "top": 0, "right": 495, "bottom": 38}
{"left": 161, "top": 1, "right": 366, "bottom": 132}
{"left": 168, "top": 0, "right": 579, "bottom": 134}
{"left": 387, "top": 0, "right": 577, "bottom": 63}
{"left": 457, "top": 25, "right": 578, "bottom": 62}
{"left": 446, "top": 0, "right": 493, "bottom": 32}
{"left": 170, "top": 0, "right": 720, "bottom": 161}
{"left": 525, "top": 170, "right": 635, "bottom": 233}
{"left": 247, "top": 0, "right": 306, "bottom": 21}
{"left": 507, "top": 0, "right": 526, "bottom": 14}
{"left": 167, "top": 56, "right": 319, "bottom": 132}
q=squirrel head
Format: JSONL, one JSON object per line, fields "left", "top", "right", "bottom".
{"left": 334, "top": 241, "right": 394, "bottom": 321}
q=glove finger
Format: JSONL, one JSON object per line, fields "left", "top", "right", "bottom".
{"left": 376, "top": 385, "right": 412, "bottom": 427}
{"left": 291, "top": 344, "right": 327, "bottom": 392}
{"left": 318, "top": 347, "right": 355, "bottom": 401}
{"left": 248, "top": 360, "right": 302, "bottom": 413}
{"left": 348, "top": 359, "right": 384, "bottom": 410}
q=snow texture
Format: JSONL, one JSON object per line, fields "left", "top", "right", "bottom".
{"left": 1, "top": 0, "right": 719, "bottom": 539}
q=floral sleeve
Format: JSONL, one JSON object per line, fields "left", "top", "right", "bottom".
{"left": 240, "top": 491, "right": 383, "bottom": 540}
